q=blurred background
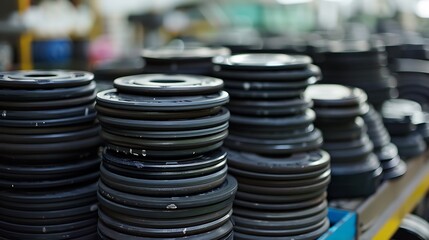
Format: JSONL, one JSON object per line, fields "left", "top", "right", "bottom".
{"left": 0, "top": 0, "right": 428, "bottom": 71}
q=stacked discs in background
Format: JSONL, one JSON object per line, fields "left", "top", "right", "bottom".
{"left": 0, "top": 70, "right": 100, "bottom": 239}
{"left": 395, "top": 58, "right": 429, "bottom": 110}
{"left": 93, "top": 57, "right": 144, "bottom": 92}
{"left": 213, "top": 53, "right": 331, "bottom": 239}
{"left": 96, "top": 74, "right": 237, "bottom": 239}
{"left": 363, "top": 105, "right": 407, "bottom": 180}
{"left": 306, "top": 84, "right": 383, "bottom": 198}
{"left": 142, "top": 46, "right": 230, "bottom": 75}
{"left": 382, "top": 99, "right": 428, "bottom": 160}
{"left": 314, "top": 40, "right": 397, "bottom": 109}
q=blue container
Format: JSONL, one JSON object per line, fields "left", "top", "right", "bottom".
{"left": 32, "top": 39, "right": 71, "bottom": 64}
{"left": 319, "top": 208, "right": 357, "bottom": 240}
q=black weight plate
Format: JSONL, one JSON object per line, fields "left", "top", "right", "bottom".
{"left": 313, "top": 104, "right": 370, "bottom": 118}
{"left": 236, "top": 175, "right": 329, "bottom": 195}
{"left": 100, "top": 164, "right": 227, "bottom": 196}
{"left": 0, "top": 112, "right": 97, "bottom": 128}
{"left": 0, "top": 70, "right": 93, "bottom": 89}
{"left": 328, "top": 167, "right": 383, "bottom": 199}
{"left": 228, "top": 164, "right": 331, "bottom": 181}
{"left": 234, "top": 218, "right": 329, "bottom": 240}
{"left": 142, "top": 65, "right": 213, "bottom": 75}
{"left": 0, "top": 225, "right": 96, "bottom": 240}
{"left": 0, "top": 182, "right": 97, "bottom": 203}
{"left": 0, "top": 122, "right": 97, "bottom": 135}
{"left": 235, "top": 188, "right": 326, "bottom": 204}
{"left": 98, "top": 192, "right": 234, "bottom": 219}
{"left": 226, "top": 148, "right": 329, "bottom": 174}
{"left": 213, "top": 64, "right": 321, "bottom": 81}
{"left": 326, "top": 142, "right": 374, "bottom": 162}
{"left": 234, "top": 169, "right": 330, "bottom": 188}
{"left": 380, "top": 156, "right": 401, "bottom": 170}
{"left": 0, "top": 202, "right": 98, "bottom": 219}
{"left": 227, "top": 97, "right": 312, "bottom": 116}
{"left": 233, "top": 208, "right": 326, "bottom": 230}
{"left": 105, "top": 141, "right": 223, "bottom": 158}
{"left": 0, "top": 92, "right": 96, "bottom": 110}
{"left": 0, "top": 81, "right": 96, "bottom": 101}
{"left": 330, "top": 153, "right": 380, "bottom": 175}
{"left": 101, "top": 130, "right": 228, "bottom": 150}
{"left": 227, "top": 88, "right": 304, "bottom": 99}
{"left": 214, "top": 54, "right": 311, "bottom": 70}
{"left": 225, "top": 129, "right": 322, "bottom": 154}
{"left": 114, "top": 74, "right": 224, "bottom": 95}
{"left": 0, "top": 217, "right": 97, "bottom": 234}
{"left": 102, "top": 148, "right": 226, "bottom": 171}
{"left": 98, "top": 107, "right": 229, "bottom": 130}
{"left": 0, "top": 171, "right": 99, "bottom": 189}
{"left": 0, "top": 135, "right": 100, "bottom": 154}
{"left": 99, "top": 206, "right": 232, "bottom": 229}
{"left": 229, "top": 109, "right": 315, "bottom": 129}
{"left": 0, "top": 157, "right": 99, "bottom": 175}
{"left": 306, "top": 84, "right": 367, "bottom": 107}
{"left": 233, "top": 209, "right": 328, "bottom": 232}
{"left": 230, "top": 125, "right": 315, "bottom": 140}
{"left": 375, "top": 142, "right": 398, "bottom": 161}
{"left": 97, "top": 219, "right": 233, "bottom": 240}
{"left": 96, "top": 104, "right": 221, "bottom": 120}
{"left": 96, "top": 89, "right": 229, "bottom": 111}
{"left": 142, "top": 46, "right": 229, "bottom": 62}
{"left": 0, "top": 150, "right": 97, "bottom": 164}
{"left": 0, "top": 104, "right": 95, "bottom": 120}
{"left": 0, "top": 195, "right": 97, "bottom": 211}
{"left": 103, "top": 158, "right": 226, "bottom": 180}
{"left": 0, "top": 212, "right": 96, "bottom": 227}
{"left": 383, "top": 160, "right": 407, "bottom": 180}
{"left": 234, "top": 200, "right": 327, "bottom": 221}
{"left": 99, "top": 175, "right": 237, "bottom": 209}
{"left": 223, "top": 76, "right": 318, "bottom": 90}
{"left": 103, "top": 122, "right": 228, "bottom": 139}
{"left": 323, "top": 135, "right": 370, "bottom": 150}
{"left": 99, "top": 208, "right": 230, "bottom": 237}
{"left": 234, "top": 192, "right": 327, "bottom": 211}
{"left": 0, "top": 125, "right": 99, "bottom": 143}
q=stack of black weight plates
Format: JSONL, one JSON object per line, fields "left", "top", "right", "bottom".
{"left": 0, "top": 70, "right": 101, "bottom": 239}
{"left": 96, "top": 74, "right": 237, "bottom": 239}
{"left": 306, "top": 84, "right": 383, "bottom": 198}
{"left": 382, "top": 99, "right": 427, "bottom": 159}
{"left": 314, "top": 39, "right": 397, "bottom": 108}
{"left": 142, "top": 46, "right": 229, "bottom": 75}
{"left": 213, "top": 53, "right": 330, "bottom": 240}
{"left": 363, "top": 105, "right": 407, "bottom": 180}
{"left": 395, "top": 58, "right": 429, "bottom": 110}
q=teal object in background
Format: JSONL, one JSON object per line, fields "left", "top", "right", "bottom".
{"left": 319, "top": 208, "right": 357, "bottom": 240}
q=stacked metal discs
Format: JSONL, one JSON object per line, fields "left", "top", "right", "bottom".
{"left": 314, "top": 40, "right": 397, "bottom": 108}
{"left": 213, "top": 53, "right": 331, "bottom": 239}
{"left": 382, "top": 99, "right": 428, "bottom": 160}
{"left": 142, "top": 46, "right": 229, "bottom": 75}
{"left": 395, "top": 58, "right": 429, "bottom": 110}
{"left": 363, "top": 105, "right": 407, "bottom": 180}
{"left": 0, "top": 70, "right": 100, "bottom": 239}
{"left": 96, "top": 74, "right": 237, "bottom": 239}
{"left": 306, "top": 84, "right": 382, "bottom": 198}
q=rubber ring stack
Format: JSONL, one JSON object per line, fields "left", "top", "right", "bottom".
{"left": 306, "top": 84, "right": 386, "bottom": 198}
{"left": 142, "top": 46, "right": 229, "bottom": 75}
{"left": 0, "top": 70, "right": 100, "bottom": 239}
{"left": 96, "top": 74, "right": 237, "bottom": 239}
{"left": 213, "top": 53, "right": 331, "bottom": 240}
